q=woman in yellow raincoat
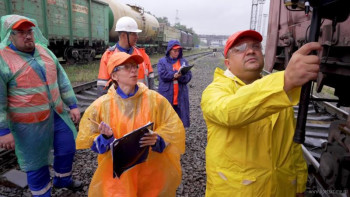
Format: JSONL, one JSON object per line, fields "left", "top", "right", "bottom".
{"left": 76, "top": 52, "right": 185, "bottom": 197}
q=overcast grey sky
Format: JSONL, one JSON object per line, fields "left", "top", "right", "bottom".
{"left": 118, "top": 0, "right": 270, "bottom": 36}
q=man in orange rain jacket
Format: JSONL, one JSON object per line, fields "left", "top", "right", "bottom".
{"left": 97, "top": 16, "right": 154, "bottom": 96}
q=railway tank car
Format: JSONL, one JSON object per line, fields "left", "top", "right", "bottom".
{"left": 265, "top": 0, "right": 350, "bottom": 193}
{"left": 101, "top": 0, "right": 194, "bottom": 54}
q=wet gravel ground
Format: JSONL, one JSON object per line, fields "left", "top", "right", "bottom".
{"left": 0, "top": 53, "right": 225, "bottom": 197}
{"left": 176, "top": 53, "right": 225, "bottom": 197}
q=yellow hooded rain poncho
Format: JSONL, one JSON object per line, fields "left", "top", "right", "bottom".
{"left": 201, "top": 68, "right": 307, "bottom": 197}
{"left": 76, "top": 82, "right": 185, "bottom": 197}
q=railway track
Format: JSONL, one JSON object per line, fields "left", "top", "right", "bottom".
{"left": 59, "top": 57, "right": 101, "bottom": 66}
{"left": 302, "top": 99, "right": 348, "bottom": 157}
{"left": 300, "top": 96, "right": 349, "bottom": 196}
{"left": 2, "top": 51, "right": 348, "bottom": 196}
{"left": 71, "top": 51, "right": 212, "bottom": 114}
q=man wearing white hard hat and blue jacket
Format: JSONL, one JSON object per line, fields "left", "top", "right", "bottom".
{"left": 97, "top": 16, "right": 154, "bottom": 96}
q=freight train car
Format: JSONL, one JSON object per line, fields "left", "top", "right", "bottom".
{"left": 265, "top": 0, "right": 350, "bottom": 106}
{"left": 0, "top": 0, "right": 109, "bottom": 64}
{"left": 156, "top": 23, "right": 181, "bottom": 53}
{"left": 265, "top": 0, "right": 350, "bottom": 193}
{"left": 100, "top": 0, "right": 194, "bottom": 54}
{"left": 186, "top": 33, "right": 194, "bottom": 49}
{"left": 180, "top": 31, "right": 194, "bottom": 50}
{"left": 180, "top": 31, "right": 188, "bottom": 48}
{"left": 0, "top": 0, "right": 194, "bottom": 62}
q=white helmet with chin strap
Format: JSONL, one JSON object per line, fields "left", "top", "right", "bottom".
{"left": 115, "top": 16, "right": 142, "bottom": 33}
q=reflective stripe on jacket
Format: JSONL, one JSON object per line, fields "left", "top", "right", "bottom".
{"left": 76, "top": 83, "right": 185, "bottom": 196}
{"left": 0, "top": 43, "right": 78, "bottom": 171}
{"left": 172, "top": 60, "right": 181, "bottom": 105}
{"left": 1, "top": 45, "right": 64, "bottom": 123}
{"left": 201, "top": 68, "right": 307, "bottom": 197}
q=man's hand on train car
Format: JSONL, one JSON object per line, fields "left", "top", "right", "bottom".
{"left": 284, "top": 42, "right": 322, "bottom": 92}
{"left": 0, "top": 133, "right": 15, "bottom": 150}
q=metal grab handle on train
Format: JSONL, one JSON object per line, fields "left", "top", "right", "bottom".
{"left": 294, "top": 5, "right": 321, "bottom": 144}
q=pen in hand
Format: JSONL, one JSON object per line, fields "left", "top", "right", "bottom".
{"left": 88, "top": 118, "right": 99, "bottom": 126}
{"left": 88, "top": 118, "right": 113, "bottom": 139}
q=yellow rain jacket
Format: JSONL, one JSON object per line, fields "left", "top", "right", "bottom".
{"left": 76, "top": 83, "right": 185, "bottom": 197}
{"left": 201, "top": 68, "right": 307, "bottom": 197}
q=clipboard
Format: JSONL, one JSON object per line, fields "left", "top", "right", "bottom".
{"left": 111, "top": 122, "right": 154, "bottom": 178}
{"left": 178, "top": 64, "right": 194, "bottom": 75}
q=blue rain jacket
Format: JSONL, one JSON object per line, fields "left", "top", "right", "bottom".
{"left": 157, "top": 40, "right": 192, "bottom": 127}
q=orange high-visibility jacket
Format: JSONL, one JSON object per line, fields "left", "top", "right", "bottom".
{"left": 172, "top": 60, "right": 181, "bottom": 105}
{"left": 97, "top": 46, "right": 153, "bottom": 89}
{"left": 2, "top": 45, "right": 64, "bottom": 122}
{"left": 76, "top": 83, "right": 185, "bottom": 197}
{"left": 0, "top": 44, "right": 77, "bottom": 171}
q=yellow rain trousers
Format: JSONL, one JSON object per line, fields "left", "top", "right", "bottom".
{"left": 201, "top": 68, "right": 307, "bottom": 197}
{"left": 76, "top": 83, "right": 185, "bottom": 197}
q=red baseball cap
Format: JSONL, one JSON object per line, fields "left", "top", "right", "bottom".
{"left": 12, "top": 19, "right": 35, "bottom": 30}
{"left": 224, "top": 30, "right": 262, "bottom": 57}
{"left": 172, "top": 45, "right": 182, "bottom": 50}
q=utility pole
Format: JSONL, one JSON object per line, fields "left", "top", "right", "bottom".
{"left": 250, "top": 0, "right": 266, "bottom": 31}
{"left": 175, "top": 9, "right": 180, "bottom": 24}
{"left": 256, "top": 0, "right": 266, "bottom": 33}
{"left": 261, "top": 13, "right": 268, "bottom": 53}
{"left": 261, "top": 13, "right": 268, "bottom": 37}
{"left": 250, "top": 0, "right": 258, "bottom": 30}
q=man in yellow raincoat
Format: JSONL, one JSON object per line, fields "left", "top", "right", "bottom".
{"left": 76, "top": 52, "right": 185, "bottom": 197}
{"left": 201, "top": 30, "right": 322, "bottom": 197}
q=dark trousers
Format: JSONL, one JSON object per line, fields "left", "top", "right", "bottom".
{"left": 27, "top": 112, "right": 75, "bottom": 197}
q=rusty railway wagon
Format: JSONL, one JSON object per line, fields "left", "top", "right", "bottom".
{"left": 0, "top": 0, "right": 194, "bottom": 63}
{"left": 0, "top": 0, "right": 110, "bottom": 64}
{"left": 265, "top": 0, "right": 350, "bottom": 193}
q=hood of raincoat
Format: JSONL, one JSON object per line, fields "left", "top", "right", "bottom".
{"left": 166, "top": 40, "right": 183, "bottom": 59}
{"left": 0, "top": 14, "right": 48, "bottom": 49}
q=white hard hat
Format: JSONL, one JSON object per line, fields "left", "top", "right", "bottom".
{"left": 115, "top": 16, "right": 142, "bottom": 33}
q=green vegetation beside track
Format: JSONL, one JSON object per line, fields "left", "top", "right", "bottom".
{"left": 64, "top": 48, "right": 212, "bottom": 86}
